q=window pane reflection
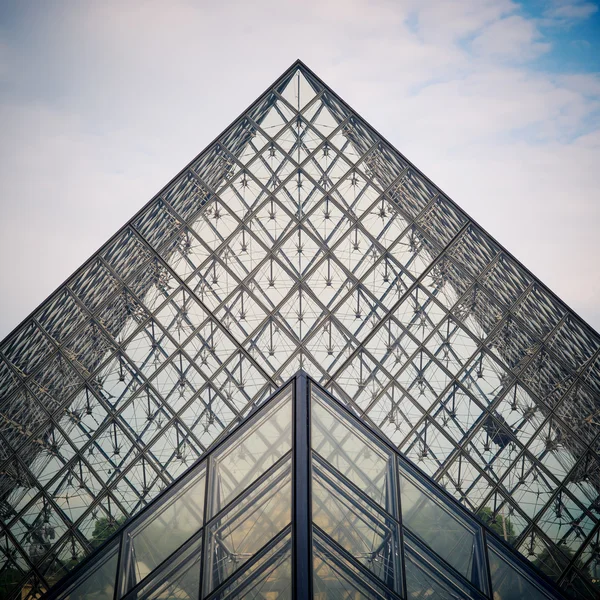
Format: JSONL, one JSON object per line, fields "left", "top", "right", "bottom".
{"left": 60, "top": 544, "right": 118, "bottom": 600}
{"left": 312, "top": 529, "right": 393, "bottom": 600}
{"left": 125, "top": 465, "right": 206, "bottom": 593}
{"left": 205, "top": 458, "right": 292, "bottom": 594}
{"left": 211, "top": 385, "right": 292, "bottom": 518}
{"left": 489, "top": 544, "right": 554, "bottom": 600}
{"left": 405, "top": 540, "right": 482, "bottom": 600}
{"left": 311, "top": 386, "right": 396, "bottom": 515}
{"left": 122, "top": 535, "right": 201, "bottom": 600}
{"left": 312, "top": 458, "right": 401, "bottom": 593}
{"left": 140, "top": 552, "right": 200, "bottom": 600}
{"left": 399, "top": 468, "right": 485, "bottom": 590}
{"left": 210, "top": 532, "right": 292, "bottom": 600}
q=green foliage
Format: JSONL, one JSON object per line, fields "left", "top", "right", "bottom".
{"left": 91, "top": 516, "right": 125, "bottom": 548}
{"left": 478, "top": 506, "right": 516, "bottom": 544}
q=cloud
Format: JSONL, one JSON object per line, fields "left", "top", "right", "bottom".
{"left": 471, "top": 15, "right": 551, "bottom": 61}
{"left": 544, "top": 0, "right": 598, "bottom": 23}
{"left": 0, "top": 0, "right": 599, "bottom": 337}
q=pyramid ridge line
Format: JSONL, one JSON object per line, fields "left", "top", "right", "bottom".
{"left": 0, "top": 62, "right": 317, "bottom": 347}
{"left": 2, "top": 63, "right": 599, "bottom": 348}
{"left": 3, "top": 63, "right": 598, "bottom": 351}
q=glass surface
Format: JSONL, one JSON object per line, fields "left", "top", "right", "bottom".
{"left": 312, "top": 529, "right": 394, "bottom": 600}
{"left": 311, "top": 386, "right": 396, "bottom": 515}
{"left": 404, "top": 541, "right": 481, "bottom": 600}
{"left": 58, "top": 544, "right": 118, "bottom": 600}
{"left": 204, "top": 458, "right": 292, "bottom": 594}
{"left": 39, "top": 374, "right": 568, "bottom": 600}
{"left": 489, "top": 545, "right": 554, "bottom": 600}
{"left": 209, "top": 531, "right": 292, "bottom": 600}
{"left": 122, "top": 534, "right": 202, "bottom": 600}
{"left": 139, "top": 552, "right": 201, "bottom": 600}
{"left": 312, "top": 458, "right": 402, "bottom": 592}
{"left": 399, "top": 467, "right": 485, "bottom": 590}
{"left": 210, "top": 385, "right": 292, "bottom": 518}
{"left": 124, "top": 464, "right": 206, "bottom": 592}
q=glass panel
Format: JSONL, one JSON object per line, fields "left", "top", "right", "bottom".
{"left": 312, "top": 529, "right": 393, "bottom": 600}
{"left": 138, "top": 552, "right": 201, "bottom": 600}
{"left": 312, "top": 457, "right": 402, "bottom": 593}
{"left": 210, "top": 531, "right": 292, "bottom": 600}
{"left": 210, "top": 384, "right": 292, "bottom": 518}
{"left": 404, "top": 538, "right": 482, "bottom": 600}
{"left": 58, "top": 543, "right": 118, "bottom": 600}
{"left": 399, "top": 467, "right": 486, "bottom": 590}
{"left": 311, "top": 385, "right": 396, "bottom": 515}
{"left": 123, "top": 534, "right": 202, "bottom": 600}
{"left": 489, "top": 544, "right": 555, "bottom": 600}
{"left": 124, "top": 464, "right": 206, "bottom": 593}
{"left": 204, "top": 458, "right": 292, "bottom": 594}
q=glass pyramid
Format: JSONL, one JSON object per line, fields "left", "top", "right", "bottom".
{"left": 0, "top": 61, "right": 598, "bottom": 599}
{"left": 44, "top": 372, "right": 567, "bottom": 600}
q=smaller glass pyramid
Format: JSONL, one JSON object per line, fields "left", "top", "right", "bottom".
{"left": 43, "top": 373, "right": 567, "bottom": 600}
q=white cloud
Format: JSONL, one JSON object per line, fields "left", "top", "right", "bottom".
{"left": 544, "top": 0, "right": 598, "bottom": 23}
{"left": 0, "top": 0, "right": 599, "bottom": 337}
{"left": 471, "top": 15, "right": 551, "bottom": 61}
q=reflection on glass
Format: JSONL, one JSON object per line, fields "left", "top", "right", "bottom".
{"left": 405, "top": 541, "right": 479, "bottom": 600}
{"left": 205, "top": 458, "right": 292, "bottom": 594}
{"left": 489, "top": 544, "right": 553, "bottom": 600}
{"left": 311, "top": 386, "right": 396, "bottom": 515}
{"left": 123, "top": 535, "right": 201, "bottom": 600}
{"left": 211, "top": 532, "right": 292, "bottom": 600}
{"left": 399, "top": 467, "right": 486, "bottom": 589}
{"left": 59, "top": 544, "right": 118, "bottom": 600}
{"left": 404, "top": 533, "right": 484, "bottom": 600}
{"left": 312, "top": 458, "right": 401, "bottom": 593}
{"left": 125, "top": 465, "right": 206, "bottom": 592}
{"left": 312, "top": 529, "right": 392, "bottom": 600}
{"left": 210, "top": 385, "right": 292, "bottom": 518}
{"left": 49, "top": 375, "right": 566, "bottom": 600}
{"left": 140, "top": 553, "right": 200, "bottom": 600}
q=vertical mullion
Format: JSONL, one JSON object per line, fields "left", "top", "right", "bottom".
{"left": 293, "top": 372, "right": 312, "bottom": 599}
{"left": 113, "top": 528, "right": 129, "bottom": 600}
{"left": 198, "top": 456, "right": 212, "bottom": 598}
{"left": 392, "top": 455, "right": 407, "bottom": 599}
{"left": 481, "top": 529, "right": 495, "bottom": 600}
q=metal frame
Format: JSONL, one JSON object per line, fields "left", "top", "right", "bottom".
{"left": 0, "top": 61, "right": 598, "bottom": 598}
{"left": 41, "top": 372, "right": 568, "bottom": 599}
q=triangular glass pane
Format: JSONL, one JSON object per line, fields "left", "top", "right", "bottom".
{"left": 404, "top": 535, "right": 483, "bottom": 600}
{"left": 123, "top": 463, "right": 206, "bottom": 593}
{"left": 399, "top": 465, "right": 486, "bottom": 591}
{"left": 277, "top": 68, "right": 320, "bottom": 112}
{"left": 141, "top": 555, "right": 200, "bottom": 600}
{"left": 124, "top": 534, "right": 202, "bottom": 600}
{"left": 489, "top": 542, "right": 556, "bottom": 600}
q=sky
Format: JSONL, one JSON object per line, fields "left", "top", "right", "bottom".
{"left": 0, "top": 0, "right": 599, "bottom": 340}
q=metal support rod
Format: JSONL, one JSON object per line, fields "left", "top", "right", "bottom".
{"left": 293, "top": 371, "right": 312, "bottom": 599}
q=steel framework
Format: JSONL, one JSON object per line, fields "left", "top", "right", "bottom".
{"left": 0, "top": 61, "right": 598, "bottom": 599}
{"left": 44, "top": 372, "right": 568, "bottom": 600}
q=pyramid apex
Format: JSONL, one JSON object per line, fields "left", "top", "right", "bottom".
{"left": 286, "top": 58, "right": 315, "bottom": 75}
